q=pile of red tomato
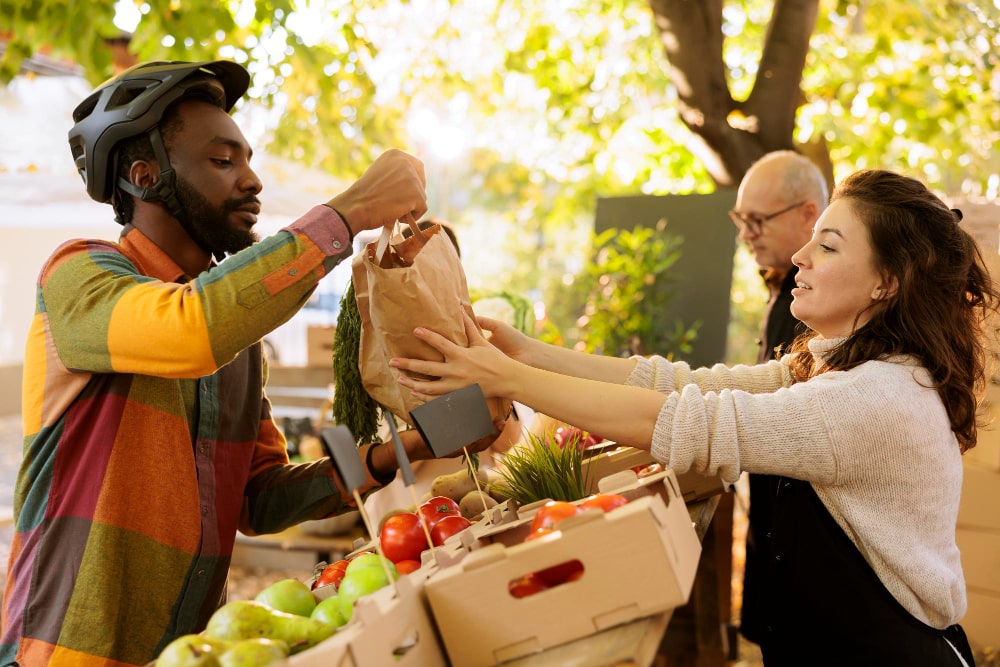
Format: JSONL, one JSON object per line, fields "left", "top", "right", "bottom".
{"left": 379, "top": 496, "right": 473, "bottom": 569}
{"left": 313, "top": 491, "right": 630, "bottom": 600}
{"left": 311, "top": 496, "right": 474, "bottom": 593}
{"left": 507, "top": 492, "right": 629, "bottom": 598}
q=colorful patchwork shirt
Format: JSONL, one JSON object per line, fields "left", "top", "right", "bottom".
{"left": 1, "top": 206, "right": 355, "bottom": 666}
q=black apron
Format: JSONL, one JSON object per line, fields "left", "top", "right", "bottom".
{"left": 757, "top": 477, "right": 975, "bottom": 667}
{"left": 743, "top": 269, "right": 804, "bottom": 644}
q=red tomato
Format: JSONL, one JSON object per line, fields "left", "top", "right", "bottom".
{"left": 417, "top": 496, "right": 462, "bottom": 532}
{"left": 528, "top": 501, "right": 579, "bottom": 537}
{"left": 631, "top": 463, "right": 662, "bottom": 478}
{"left": 430, "top": 515, "right": 472, "bottom": 546}
{"left": 380, "top": 512, "right": 429, "bottom": 563}
{"left": 554, "top": 426, "right": 603, "bottom": 450}
{"left": 394, "top": 559, "right": 422, "bottom": 575}
{"left": 313, "top": 559, "right": 349, "bottom": 590}
{"left": 508, "top": 573, "right": 549, "bottom": 599}
{"left": 534, "top": 559, "right": 584, "bottom": 588}
{"left": 578, "top": 493, "right": 629, "bottom": 514}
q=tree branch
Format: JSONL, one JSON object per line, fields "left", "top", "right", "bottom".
{"left": 648, "top": 0, "right": 821, "bottom": 185}
{"left": 746, "top": 0, "right": 820, "bottom": 148}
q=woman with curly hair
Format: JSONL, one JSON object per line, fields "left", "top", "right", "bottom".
{"left": 392, "top": 170, "right": 992, "bottom": 665}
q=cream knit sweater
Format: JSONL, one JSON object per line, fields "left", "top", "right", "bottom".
{"left": 626, "top": 337, "right": 967, "bottom": 630}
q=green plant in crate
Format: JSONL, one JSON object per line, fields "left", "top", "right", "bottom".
{"left": 490, "top": 430, "right": 592, "bottom": 504}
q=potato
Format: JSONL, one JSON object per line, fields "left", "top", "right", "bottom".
{"left": 459, "top": 490, "right": 499, "bottom": 521}
{"left": 430, "top": 468, "right": 489, "bottom": 503}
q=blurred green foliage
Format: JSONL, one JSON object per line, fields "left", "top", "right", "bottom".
{"left": 3, "top": 0, "right": 997, "bottom": 360}
{"left": 545, "top": 221, "right": 699, "bottom": 357}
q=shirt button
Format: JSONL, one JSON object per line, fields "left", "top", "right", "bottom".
{"left": 333, "top": 240, "right": 343, "bottom": 249}
{"left": 202, "top": 505, "right": 209, "bottom": 516}
{"left": 198, "top": 569, "right": 205, "bottom": 576}
{"left": 774, "top": 554, "right": 782, "bottom": 561}
{"left": 288, "top": 268, "right": 297, "bottom": 276}
{"left": 766, "top": 532, "right": 772, "bottom": 539}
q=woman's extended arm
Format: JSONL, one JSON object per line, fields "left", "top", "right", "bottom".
{"left": 479, "top": 316, "right": 638, "bottom": 384}
{"left": 392, "top": 312, "right": 664, "bottom": 449}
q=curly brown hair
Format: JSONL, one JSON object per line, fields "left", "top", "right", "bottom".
{"left": 787, "top": 169, "right": 999, "bottom": 451}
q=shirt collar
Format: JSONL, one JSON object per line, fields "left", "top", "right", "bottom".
{"left": 118, "top": 225, "right": 205, "bottom": 283}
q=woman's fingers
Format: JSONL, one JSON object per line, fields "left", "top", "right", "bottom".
{"left": 477, "top": 315, "right": 500, "bottom": 333}
{"left": 410, "top": 324, "right": 456, "bottom": 354}
{"left": 462, "top": 309, "right": 489, "bottom": 345}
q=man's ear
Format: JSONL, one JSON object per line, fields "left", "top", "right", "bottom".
{"left": 128, "top": 160, "right": 160, "bottom": 188}
{"left": 800, "top": 200, "right": 821, "bottom": 225}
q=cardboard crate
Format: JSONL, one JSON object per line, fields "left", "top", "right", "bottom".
{"left": 966, "top": 426, "right": 1000, "bottom": 471}
{"left": 963, "top": 589, "right": 1000, "bottom": 651}
{"left": 424, "top": 469, "right": 701, "bottom": 666}
{"left": 306, "top": 325, "right": 337, "bottom": 368}
{"left": 581, "top": 444, "right": 729, "bottom": 502}
{"left": 958, "top": 463, "right": 1000, "bottom": 532}
{"left": 956, "top": 527, "right": 1000, "bottom": 594}
{"left": 288, "top": 565, "right": 447, "bottom": 667}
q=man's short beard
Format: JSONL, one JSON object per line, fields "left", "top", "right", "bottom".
{"left": 173, "top": 175, "right": 259, "bottom": 258}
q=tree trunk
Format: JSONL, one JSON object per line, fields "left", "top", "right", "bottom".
{"left": 647, "top": 0, "right": 821, "bottom": 186}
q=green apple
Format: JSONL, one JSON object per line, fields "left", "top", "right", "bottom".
{"left": 344, "top": 552, "right": 383, "bottom": 572}
{"left": 255, "top": 578, "right": 316, "bottom": 617}
{"left": 311, "top": 595, "right": 347, "bottom": 629}
{"left": 337, "top": 557, "right": 398, "bottom": 622}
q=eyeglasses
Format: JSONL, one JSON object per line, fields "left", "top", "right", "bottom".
{"left": 729, "top": 201, "right": 807, "bottom": 236}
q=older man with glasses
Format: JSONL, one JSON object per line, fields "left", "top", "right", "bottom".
{"left": 729, "top": 149, "right": 829, "bottom": 648}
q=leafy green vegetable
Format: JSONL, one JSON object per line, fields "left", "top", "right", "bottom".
{"left": 470, "top": 290, "right": 535, "bottom": 336}
{"left": 332, "top": 279, "right": 382, "bottom": 445}
{"left": 489, "top": 430, "right": 591, "bottom": 504}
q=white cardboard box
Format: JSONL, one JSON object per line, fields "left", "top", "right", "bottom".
{"left": 956, "top": 527, "right": 1000, "bottom": 595}
{"left": 424, "top": 469, "right": 701, "bottom": 666}
{"left": 958, "top": 463, "right": 1000, "bottom": 532}
{"left": 963, "top": 589, "right": 1000, "bottom": 651}
{"left": 288, "top": 566, "right": 447, "bottom": 667}
{"left": 581, "top": 444, "right": 729, "bottom": 502}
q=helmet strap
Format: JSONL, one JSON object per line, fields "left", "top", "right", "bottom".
{"left": 115, "top": 126, "right": 185, "bottom": 220}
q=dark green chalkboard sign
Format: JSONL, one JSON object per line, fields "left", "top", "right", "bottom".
{"left": 594, "top": 191, "right": 738, "bottom": 369}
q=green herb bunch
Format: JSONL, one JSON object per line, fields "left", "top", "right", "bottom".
{"left": 490, "top": 430, "right": 591, "bottom": 504}
{"left": 331, "top": 279, "right": 382, "bottom": 445}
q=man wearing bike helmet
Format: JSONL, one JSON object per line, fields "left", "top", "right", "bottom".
{"left": 0, "top": 60, "right": 501, "bottom": 666}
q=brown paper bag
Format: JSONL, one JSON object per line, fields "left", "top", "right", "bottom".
{"left": 353, "top": 217, "right": 512, "bottom": 427}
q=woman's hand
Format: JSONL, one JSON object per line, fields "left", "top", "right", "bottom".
{"left": 477, "top": 316, "right": 534, "bottom": 365}
{"left": 390, "top": 310, "right": 517, "bottom": 401}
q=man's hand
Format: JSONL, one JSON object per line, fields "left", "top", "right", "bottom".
{"left": 325, "top": 149, "right": 427, "bottom": 237}
{"left": 461, "top": 418, "right": 509, "bottom": 455}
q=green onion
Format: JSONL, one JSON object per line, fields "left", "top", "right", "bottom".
{"left": 490, "top": 430, "right": 591, "bottom": 504}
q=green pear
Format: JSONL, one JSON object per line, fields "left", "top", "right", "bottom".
{"left": 255, "top": 577, "right": 316, "bottom": 617}
{"left": 156, "top": 634, "right": 228, "bottom": 667}
{"left": 218, "top": 638, "right": 289, "bottom": 667}
{"left": 205, "top": 600, "right": 336, "bottom": 654}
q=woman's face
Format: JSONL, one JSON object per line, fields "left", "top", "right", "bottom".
{"left": 790, "top": 199, "right": 887, "bottom": 339}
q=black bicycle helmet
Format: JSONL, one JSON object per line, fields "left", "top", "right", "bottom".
{"left": 68, "top": 60, "right": 250, "bottom": 217}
